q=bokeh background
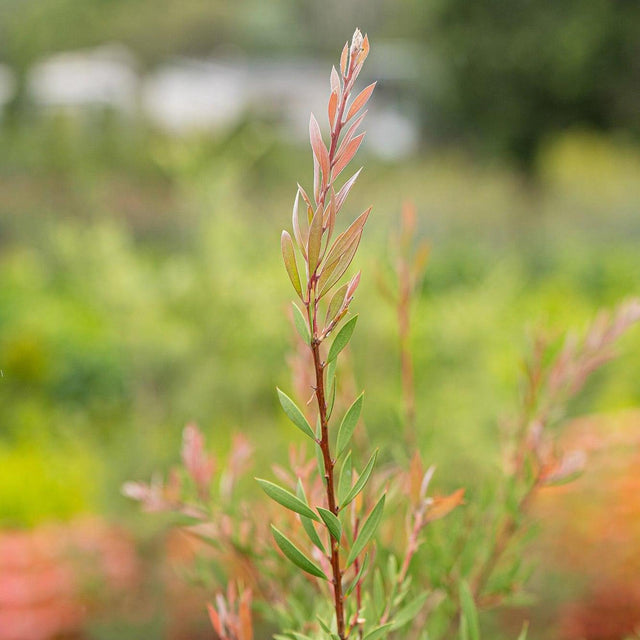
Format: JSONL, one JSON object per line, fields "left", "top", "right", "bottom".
{"left": 1, "top": 1, "right": 639, "bottom": 638}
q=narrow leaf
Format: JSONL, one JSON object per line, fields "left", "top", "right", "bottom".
{"left": 333, "top": 133, "right": 365, "bottom": 179}
{"left": 318, "top": 207, "right": 371, "bottom": 296}
{"left": 392, "top": 593, "right": 429, "bottom": 630}
{"left": 336, "top": 112, "right": 367, "bottom": 163}
{"left": 317, "top": 507, "right": 342, "bottom": 542}
{"left": 327, "top": 315, "right": 358, "bottom": 363}
{"left": 281, "top": 231, "right": 302, "bottom": 298}
{"left": 257, "top": 478, "right": 320, "bottom": 521}
{"left": 307, "top": 205, "right": 323, "bottom": 275}
{"left": 309, "top": 113, "right": 330, "bottom": 186}
{"left": 363, "top": 623, "right": 393, "bottom": 640}
{"left": 341, "top": 449, "right": 378, "bottom": 509}
{"left": 459, "top": 581, "right": 480, "bottom": 640}
{"left": 326, "top": 284, "right": 348, "bottom": 327}
{"left": 330, "top": 66, "right": 340, "bottom": 93}
{"left": 335, "top": 168, "right": 362, "bottom": 214}
{"left": 328, "top": 91, "right": 338, "bottom": 128}
{"left": 347, "top": 82, "right": 376, "bottom": 121}
{"left": 336, "top": 392, "right": 364, "bottom": 457}
{"left": 517, "top": 622, "right": 530, "bottom": 640}
{"left": 291, "top": 190, "right": 306, "bottom": 258}
{"left": 346, "top": 494, "right": 386, "bottom": 566}
{"left": 345, "top": 552, "right": 369, "bottom": 596}
{"left": 297, "top": 480, "right": 325, "bottom": 552}
{"left": 277, "top": 388, "right": 316, "bottom": 441}
{"left": 338, "top": 452, "right": 353, "bottom": 507}
{"left": 292, "top": 302, "right": 310, "bottom": 345}
{"left": 340, "top": 42, "right": 349, "bottom": 76}
{"left": 271, "top": 525, "right": 327, "bottom": 579}
{"left": 318, "top": 233, "right": 362, "bottom": 297}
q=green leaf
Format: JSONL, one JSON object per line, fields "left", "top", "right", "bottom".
{"left": 336, "top": 392, "right": 364, "bottom": 457}
{"left": 516, "top": 622, "right": 529, "bottom": 640}
{"left": 315, "top": 441, "right": 326, "bottom": 485}
{"left": 363, "top": 624, "right": 394, "bottom": 640}
{"left": 337, "top": 452, "right": 353, "bottom": 506}
{"left": 326, "top": 283, "right": 348, "bottom": 326}
{"left": 459, "top": 581, "right": 480, "bottom": 640}
{"left": 292, "top": 302, "right": 310, "bottom": 344}
{"left": 392, "top": 592, "right": 429, "bottom": 630}
{"left": 345, "top": 553, "right": 369, "bottom": 596}
{"left": 257, "top": 478, "right": 320, "bottom": 522}
{"left": 297, "top": 481, "right": 325, "bottom": 552}
{"left": 327, "top": 315, "right": 358, "bottom": 363}
{"left": 277, "top": 388, "right": 316, "bottom": 441}
{"left": 346, "top": 493, "right": 385, "bottom": 566}
{"left": 373, "top": 568, "right": 385, "bottom": 617}
{"left": 340, "top": 449, "right": 378, "bottom": 508}
{"left": 317, "top": 507, "right": 342, "bottom": 542}
{"left": 271, "top": 525, "right": 327, "bottom": 580}
{"left": 281, "top": 230, "right": 303, "bottom": 299}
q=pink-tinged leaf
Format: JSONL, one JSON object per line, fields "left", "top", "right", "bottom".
{"left": 238, "top": 590, "right": 253, "bottom": 640}
{"left": 330, "top": 66, "right": 341, "bottom": 94}
{"left": 346, "top": 270, "right": 361, "bottom": 299}
{"left": 309, "top": 113, "right": 330, "bottom": 188}
{"left": 281, "top": 230, "right": 303, "bottom": 299}
{"left": 298, "top": 183, "right": 313, "bottom": 209}
{"left": 347, "top": 82, "right": 376, "bottom": 121}
{"left": 335, "top": 168, "right": 362, "bottom": 213}
{"left": 313, "top": 153, "right": 320, "bottom": 205}
{"left": 307, "top": 205, "right": 323, "bottom": 275}
{"left": 326, "top": 283, "right": 349, "bottom": 327}
{"left": 424, "top": 488, "right": 465, "bottom": 523}
{"left": 325, "top": 189, "right": 337, "bottom": 242}
{"left": 207, "top": 603, "right": 224, "bottom": 638}
{"left": 182, "top": 423, "right": 215, "bottom": 499}
{"left": 356, "top": 34, "right": 370, "bottom": 65}
{"left": 328, "top": 91, "right": 338, "bottom": 128}
{"left": 333, "top": 132, "right": 365, "bottom": 179}
{"left": 337, "top": 111, "right": 367, "bottom": 155}
{"left": 340, "top": 42, "right": 349, "bottom": 76}
{"left": 291, "top": 189, "right": 307, "bottom": 258}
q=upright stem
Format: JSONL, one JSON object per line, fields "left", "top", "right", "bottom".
{"left": 310, "top": 331, "right": 345, "bottom": 639}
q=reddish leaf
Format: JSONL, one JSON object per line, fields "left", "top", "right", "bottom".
{"left": 328, "top": 91, "right": 338, "bottom": 128}
{"left": 336, "top": 111, "right": 367, "bottom": 157}
{"left": 330, "top": 66, "right": 341, "bottom": 94}
{"left": 309, "top": 113, "right": 330, "bottom": 188}
{"left": 238, "top": 590, "right": 253, "bottom": 640}
{"left": 425, "top": 488, "right": 465, "bottom": 523}
{"left": 325, "top": 189, "right": 337, "bottom": 241}
{"left": 335, "top": 168, "right": 362, "bottom": 214}
{"left": 333, "top": 133, "right": 365, "bottom": 179}
{"left": 181, "top": 423, "right": 215, "bottom": 498}
{"left": 346, "top": 270, "right": 361, "bottom": 299}
{"left": 357, "top": 34, "right": 370, "bottom": 65}
{"left": 347, "top": 82, "right": 376, "bottom": 121}
{"left": 207, "top": 603, "right": 225, "bottom": 638}
{"left": 340, "top": 42, "right": 349, "bottom": 76}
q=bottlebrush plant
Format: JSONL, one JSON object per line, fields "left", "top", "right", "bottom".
{"left": 124, "top": 28, "right": 640, "bottom": 640}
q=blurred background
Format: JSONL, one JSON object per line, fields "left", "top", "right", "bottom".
{"left": 1, "top": 1, "right": 639, "bottom": 638}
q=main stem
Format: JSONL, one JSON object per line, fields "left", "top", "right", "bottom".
{"left": 310, "top": 332, "right": 346, "bottom": 639}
